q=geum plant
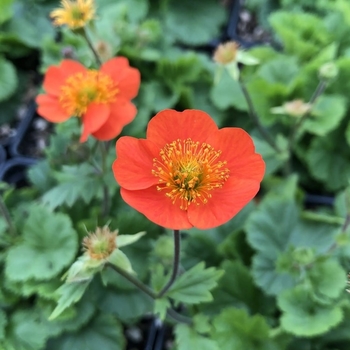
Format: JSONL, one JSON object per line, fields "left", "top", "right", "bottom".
{"left": 2, "top": 0, "right": 350, "bottom": 349}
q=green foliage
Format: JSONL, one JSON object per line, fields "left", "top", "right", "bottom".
{"left": 166, "top": 262, "right": 223, "bottom": 304}
{"left": 5, "top": 205, "right": 78, "bottom": 281}
{"left": 0, "top": 57, "right": 17, "bottom": 101}
{"left": 278, "top": 286, "right": 344, "bottom": 336}
{"left": 212, "top": 308, "right": 286, "bottom": 350}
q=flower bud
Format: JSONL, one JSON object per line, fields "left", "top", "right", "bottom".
{"left": 319, "top": 62, "right": 338, "bottom": 80}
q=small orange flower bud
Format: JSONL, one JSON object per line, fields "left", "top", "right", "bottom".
{"left": 82, "top": 226, "right": 118, "bottom": 260}
{"left": 213, "top": 41, "right": 239, "bottom": 65}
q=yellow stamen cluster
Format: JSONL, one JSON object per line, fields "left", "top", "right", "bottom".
{"left": 59, "top": 70, "right": 118, "bottom": 116}
{"left": 213, "top": 41, "right": 239, "bottom": 65}
{"left": 50, "top": 0, "right": 95, "bottom": 30}
{"left": 152, "top": 138, "right": 230, "bottom": 210}
{"left": 82, "top": 226, "right": 118, "bottom": 260}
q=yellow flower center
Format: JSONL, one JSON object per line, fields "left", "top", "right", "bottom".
{"left": 152, "top": 138, "right": 230, "bottom": 210}
{"left": 59, "top": 70, "right": 119, "bottom": 117}
{"left": 50, "top": 0, "right": 95, "bottom": 29}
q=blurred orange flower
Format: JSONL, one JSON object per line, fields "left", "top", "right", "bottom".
{"left": 113, "top": 109, "right": 265, "bottom": 230}
{"left": 36, "top": 58, "right": 140, "bottom": 142}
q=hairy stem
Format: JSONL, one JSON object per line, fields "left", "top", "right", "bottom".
{"left": 157, "top": 230, "right": 181, "bottom": 298}
{"left": 0, "top": 195, "right": 16, "bottom": 236}
{"left": 107, "top": 263, "right": 157, "bottom": 299}
{"left": 167, "top": 308, "right": 192, "bottom": 325}
{"left": 239, "top": 77, "right": 280, "bottom": 153}
{"left": 82, "top": 28, "right": 102, "bottom": 66}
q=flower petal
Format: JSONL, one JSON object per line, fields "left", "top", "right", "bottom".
{"left": 92, "top": 99, "right": 137, "bottom": 141}
{"left": 120, "top": 186, "right": 193, "bottom": 230}
{"left": 101, "top": 57, "right": 140, "bottom": 100}
{"left": 80, "top": 103, "right": 110, "bottom": 142}
{"left": 206, "top": 127, "right": 265, "bottom": 181}
{"left": 113, "top": 137, "right": 159, "bottom": 190}
{"left": 187, "top": 177, "right": 260, "bottom": 229}
{"left": 36, "top": 94, "right": 70, "bottom": 122}
{"left": 43, "top": 60, "right": 86, "bottom": 96}
{"left": 146, "top": 109, "right": 218, "bottom": 148}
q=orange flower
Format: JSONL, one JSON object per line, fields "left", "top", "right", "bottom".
{"left": 113, "top": 110, "right": 265, "bottom": 230}
{"left": 36, "top": 57, "right": 140, "bottom": 142}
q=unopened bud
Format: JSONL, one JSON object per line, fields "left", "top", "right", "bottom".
{"left": 319, "top": 62, "right": 338, "bottom": 80}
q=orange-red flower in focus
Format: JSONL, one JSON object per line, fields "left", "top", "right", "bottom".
{"left": 36, "top": 57, "right": 140, "bottom": 142}
{"left": 113, "top": 109, "right": 265, "bottom": 230}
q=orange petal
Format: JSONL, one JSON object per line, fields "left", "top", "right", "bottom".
{"left": 92, "top": 99, "right": 137, "bottom": 141}
{"left": 120, "top": 186, "right": 193, "bottom": 230}
{"left": 43, "top": 60, "right": 86, "bottom": 96}
{"left": 80, "top": 103, "right": 110, "bottom": 142}
{"left": 146, "top": 109, "right": 218, "bottom": 148}
{"left": 207, "top": 127, "right": 265, "bottom": 182}
{"left": 101, "top": 57, "right": 140, "bottom": 100}
{"left": 36, "top": 94, "right": 70, "bottom": 122}
{"left": 187, "top": 177, "right": 260, "bottom": 229}
{"left": 113, "top": 137, "right": 159, "bottom": 190}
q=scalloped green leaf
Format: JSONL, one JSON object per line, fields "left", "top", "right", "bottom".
{"left": 210, "top": 70, "right": 247, "bottom": 111}
{"left": 278, "top": 286, "right": 343, "bottom": 336}
{"left": 212, "top": 307, "right": 285, "bottom": 350}
{"left": 175, "top": 323, "right": 219, "bottom": 350}
{"left": 246, "top": 196, "right": 339, "bottom": 295}
{"left": 0, "top": 57, "right": 17, "bottom": 102}
{"left": 165, "top": 0, "right": 227, "bottom": 45}
{"left": 46, "top": 313, "right": 125, "bottom": 350}
{"left": 166, "top": 262, "right": 223, "bottom": 304}
{"left": 303, "top": 95, "right": 346, "bottom": 136}
{"left": 5, "top": 205, "right": 78, "bottom": 281}
{"left": 306, "top": 136, "right": 350, "bottom": 191}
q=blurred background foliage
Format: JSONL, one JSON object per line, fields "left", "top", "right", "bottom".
{"left": 2, "top": 0, "right": 350, "bottom": 349}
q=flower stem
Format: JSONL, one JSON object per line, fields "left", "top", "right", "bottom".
{"left": 167, "top": 308, "right": 192, "bottom": 325}
{"left": 157, "top": 229, "right": 181, "bottom": 298}
{"left": 82, "top": 28, "right": 102, "bottom": 66}
{"left": 0, "top": 195, "right": 16, "bottom": 236}
{"left": 238, "top": 77, "right": 280, "bottom": 153}
{"left": 285, "top": 79, "right": 327, "bottom": 175}
{"left": 107, "top": 263, "right": 157, "bottom": 299}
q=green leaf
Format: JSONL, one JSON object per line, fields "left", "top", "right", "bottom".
{"left": 0, "top": 57, "right": 17, "bottom": 102}
{"left": 154, "top": 298, "right": 171, "bottom": 320}
{"left": 5, "top": 206, "right": 78, "bottom": 281}
{"left": 107, "top": 249, "right": 134, "bottom": 274}
{"left": 210, "top": 70, "right": 247, "bottom": 111}
{"left": 5, "top": 309, "right": 48, "bottom": 350}
{"left": 0, "top": 309, "right": 7, "bottom": 340}
{"left": 175, "top": 323, "right": 219, "bottom": 350}
{"left": 116, "top": 231, "right": 146, "bottom": 247}
{"left": 269, "top": 11, "right": 330, "bottom": 62}
{"left": 49, "top": 281, "right": 91, "bottom": 320}
{"left": 166, "top": 262, "right": 223, "bottom": 304}
{"left": 165, "top": 0, "right": 227, "bottom": 45}
{"left": 303, "top": 95, "right": 346, "bottom": 136}
{"left": 278, "top": 286, "right": 343, "bottom": 336}
{"left": 42, "top": 164, "right": 100, "bottom": 210}
{"left": 306, "top": 136, "right": 350, "bottom": 191}
{"left": 308, "top": 259, "right": 347, "bottom": 300}
{"left": 46, "top": 313, "right": 126, "bottom": 350}
{"left": 98, "top": 288, "right": 152, "bottom": 322}
{"left": 257, "top": 56, "right": 299, "bottom": 94}
{"left": 253, "top": 135, "right": 289, "bottom": 175}
{"left": 0, "top": 0, "right": 13, "bottom": 24}
{"left": 246, "top": 196, "right": 339, "bottom": 295}
{"left": 204, "top": 261, "right": 267, "bottom": 315}
{"left": 212, "top": 308, "right": 283, "bottom": 350}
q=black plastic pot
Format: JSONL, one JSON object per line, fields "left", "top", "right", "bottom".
{"left": 304, "top": 193, "right": 335, "bottom": 207}
{"left": 145, "top": 318, "right": 166, "bottom": 350}
{"left": 9, "top": 100, "right": 39, "bottom": 160}
{"left": 0, "top": 157, "right": 37, "bottom": 187}
{"left": 0, "top": 145, "right": 6, "bottom": 171}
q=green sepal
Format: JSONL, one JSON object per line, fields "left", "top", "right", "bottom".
{"left": 107, "top": 249, "right": 134, "bottom": 274}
